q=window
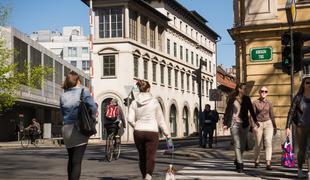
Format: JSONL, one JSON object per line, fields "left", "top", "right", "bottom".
{"left": 185, "top": 49, "right": 188, "bottom": 62}
{"left": 191, "top": 51, "right": 194, "bottom": 64}
{"left": 206, "top": 80, "right": 209, "bottom": 96}
{"left": 179, "top": 21, "right": 182, "bottom": 30}
{"left": 103, "top": 55, "right": 115, "bottom": 76}
{"left": 70, "top": 61, "right": 77, "bottom": 67}
{"left": 167, "top": 39, "right": 170, "bottom": 54}
{"left": 68, "top": 47, "right": 77, "bottom": 57}
{"left": 185, "top": 25, "right": 188, "bottom": 34}
{"left": 209, "top": 61, "right": 211, "bottom": 72}
{"left": 180, "top": 45, "right": 183, "bottom": 60}
{"left": 181, "top": 72, "right": 184, "bottom": 90}
{"left": 196, "top": 54, "right": 199, "bottom": 66}
{"left": 168, "top": 67, "right": 172, "bottom": 86}
{"left": 191, "top": 29, "right": 193, "bottom": 37}
{"left": 160, "top": 64, "right": 165, "bottom": 84}
{"left": 173, "top": 17, "right": 176, "bottom": 26}
{"left": 14, "top": 37, "right": 28, "bottom": 76}
{"left": 150, "top": 22, "right": 156, "bottom": 48}
{"left": 129, "top": 10, "right": 137, "bottom": 40}
{"left": 192, "top": 76, "right": 195, "bottom": 93}
{"left": 175, "top": 70, "right": 178, "bottom": 89}
{"left": 152, "top": 62, "right": 157, "bottom": 83}
{"left": 82, "top": 47, "right": 88, "bottom": 54}
{"left": 134, "top": 56, "right": 139, "bottom": 78}
{"left": 141, "top": 16, "right": 147, "bottom": 45}
{"left": 186, "top": 74, "right": 190, "bottom": 91}
{"left": 201, "top": 80, "right": 204, "bottom": 96}
{"left": 44, "top": 55, "right": 53, "bottom": 81}
{"left": 99, "top": 8, "right": 123, "bottom": 38}
{"left": 196, "top": 32, "right": 198, "bottom": 40}
{"left": 82, "top": 60, "right": 90, "bottom": 71}
{"left": 55, "top": 61, "right": 62, "bottom": 85}
{"left": 173, "top": 42, "right": 177, "bottom": 57}
{"left": 143, "top": 59, "right": 148, "bottom": 80}
{"left": 158, "top": 27, "right": 163, "bottom": 51}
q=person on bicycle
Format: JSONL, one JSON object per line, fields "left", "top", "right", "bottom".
{"left": 25, "top": 118, "right": 41, "bottom": 143}
{"left": 104, "top": 99, "right": 126, "bottom": 139}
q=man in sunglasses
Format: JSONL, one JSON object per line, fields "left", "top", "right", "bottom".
{"left": 252, "top": 87, "right": 277, "bottom": 170}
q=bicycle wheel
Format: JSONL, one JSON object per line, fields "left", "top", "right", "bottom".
{"left": 113, "top": 136, "right": 121, "bottom": 160}
{"left": 21, "top": 135, "right": 30, "bottom": 148}
{"left": 106, "top": 134, "right": 114, "bottom": 162}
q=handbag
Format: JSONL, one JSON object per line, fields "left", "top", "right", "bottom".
{"left": 281, "top": 137, "right": 295, "bottom": 168}
{"left": 75, "top": 88, "right": 97, "bottom": 137}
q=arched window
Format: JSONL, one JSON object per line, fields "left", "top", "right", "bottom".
{"left": 169, "top": 104, "right": 177, "bottom": 137}
{"left": 183, "top": 107, "right": 189, "bottom": 136}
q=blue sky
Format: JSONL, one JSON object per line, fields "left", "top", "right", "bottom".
{"left": 7, "top": 0, "right": 235, "bottom": 68}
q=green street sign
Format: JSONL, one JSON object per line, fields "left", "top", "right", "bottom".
{"left": 250, "top": 47, "right": 273, "bottom": 61}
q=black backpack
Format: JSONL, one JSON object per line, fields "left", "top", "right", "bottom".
{"left": 75, "top": 88, "right": 97, "bottom": 137}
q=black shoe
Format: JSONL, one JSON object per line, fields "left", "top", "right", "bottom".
{"left": 254, "top": 162, "right": 259, "bottom": 168}
{"left": 237, "top": 163, "right": 244, "bottom": 173}
{"left": 266, "top": 165, "right": 272, "bottom": 170}
{"left": 234, "top": 159, "right": 237, "bottom": 165}
{"left": 208, "top": 144, "right": 212, "bottom": 148}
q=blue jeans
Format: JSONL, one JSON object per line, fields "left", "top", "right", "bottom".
{"left": 231, "top": 122, "right": 249, "bottom": 163}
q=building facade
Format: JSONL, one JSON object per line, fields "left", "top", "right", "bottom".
{"left": 82, "top": 0, "right": 220, "bottom": 140}
{"left": 30, "top": 26, "right": 91, "bottom": 74}
{"left": 0, "top": 27, "right": 90, "bottom": 141}
{"left": 229, "top": 0, "right": 310, "bottom": 128}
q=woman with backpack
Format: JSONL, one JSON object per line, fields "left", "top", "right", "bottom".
{"left": 60, "top": 71, "right": 97, "bottom": 180}
{"left": 286, "top": 76, "right": 310, "bottom": 178}
{"left": 223, "top": 83, "right": 259, "bottom": 173}
{"left": 128, "top": 80, "right": 171, "bottom": 180}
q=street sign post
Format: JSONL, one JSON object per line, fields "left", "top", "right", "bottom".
{"left": 285, "top": 0, "right": 296, "bottom": 26}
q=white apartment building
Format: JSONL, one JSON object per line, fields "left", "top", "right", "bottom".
{"left": 30, "top": 26, "right": 91, "bottom": 74}
{"left": 82, "top": 0, "right": 220, "bottom": 140}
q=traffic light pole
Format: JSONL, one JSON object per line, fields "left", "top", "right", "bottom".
{"left": 290, "top": 26, "right": 294, "bottom": 102}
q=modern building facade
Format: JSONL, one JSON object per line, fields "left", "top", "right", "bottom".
{"left": 82, "top": 0, "right": 220, "bottom": 140}
{"left": 30, "top": 26, "right": 91, "bottom": 74}
{"left": 0, "top": 27, "right": 90, "bottom": 141}
{"left": 229, "top": 0, "right": 310, "bottom": 128}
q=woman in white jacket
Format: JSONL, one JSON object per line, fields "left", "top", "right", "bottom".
{"left": 128, "top": 80, "right": 171, "bottom": 180}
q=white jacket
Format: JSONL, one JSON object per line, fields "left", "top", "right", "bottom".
{"left": 128, "top": 92, "right": 170, "bottom": 136}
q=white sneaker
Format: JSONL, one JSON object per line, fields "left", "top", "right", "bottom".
{"left": 144, "top": 174, "right": 152, "bottom": 180}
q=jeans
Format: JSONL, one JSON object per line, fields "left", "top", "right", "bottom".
{"left": 231, "top": 122, "right": 248, "bottom": 163}
{"left": 296, "top": 126, "right": 310, "bottom": 171}
{"left": 203, "top": 124, "right": 214, "bottom": 147}
{"left": 254, "top": 120, "right": 273, "bottom": 162}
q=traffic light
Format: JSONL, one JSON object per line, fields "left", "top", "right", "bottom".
{"left": 192, "top": 68, "right": 202, "bottom": 83}
{"left": 281, "top": 32, "right": 291, "bottom": 74}
{"left": 293, "top": 32, "right": 310, "bottom": 71}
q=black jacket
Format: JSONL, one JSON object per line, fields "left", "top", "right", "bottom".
{"left": 286, "top": 94, "right": 303, "bottom": 128}
{"left": 223, "top": 95, "right": 258, "bottom": 128}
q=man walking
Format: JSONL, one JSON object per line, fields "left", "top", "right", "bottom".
{"left": 202, "top": 104, "right": 218, "bottom": 148}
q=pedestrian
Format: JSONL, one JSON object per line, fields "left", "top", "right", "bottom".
{"left": 223, "top": 82, "right": 259, "bottom": 173}
{"left": 128, "top": 80, "right": 171, "bottom": 180}
{"left": 60, "top": 71, "right": 97, "bottom": 180}
{"left": 25, "top": 118, "right": 41, "bottom": 143}
{"left": 252, "top": 86, "right": 277, "bottom": 170}
{"left": 202, "top": 104, "right": 218, "bottom": 148}
{"left": 286, "top": 76, "right": 310, "bottom": 178}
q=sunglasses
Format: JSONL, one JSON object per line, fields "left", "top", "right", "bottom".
{"left": 306, "top": 82, "right": 310, "bottom": 85}
{"left": 260, "top": 90, "right": 268, "bottom": 93}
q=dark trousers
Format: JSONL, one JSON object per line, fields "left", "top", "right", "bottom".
{"left": 203, "top": 124, "right": 214, "bottom": 147}
{"left": 67, "top": 144, "right": 87, "bottom": 180}
{"left": 134, "top": 131, "right": 159, "bottom": 178}
{"left": 296, "top": 126, "right": 310, "bottom": 171}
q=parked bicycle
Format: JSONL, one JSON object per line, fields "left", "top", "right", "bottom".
{"left": 105, "top": 129, "right": 121, "bottom": 162}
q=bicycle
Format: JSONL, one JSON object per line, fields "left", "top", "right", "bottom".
{"left": 20, "top": 129, "right": 41, "bottom": 148}
{"left": 105, "top": 127, "right": 121, "bottom": 162}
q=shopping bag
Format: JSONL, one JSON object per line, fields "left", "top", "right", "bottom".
{"left": 281, "top": 137, "right": 295, "bottom": 168}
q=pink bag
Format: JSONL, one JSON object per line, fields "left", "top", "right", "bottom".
{"left": 281, "top": 137, "right": 295, "bottom": 168}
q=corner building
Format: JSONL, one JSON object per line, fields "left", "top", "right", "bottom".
{"left": 229, "top": 0, "right": 310, "bottom": 127}
{"left": 82, "top": 0, "right": 220, "bottom": 140}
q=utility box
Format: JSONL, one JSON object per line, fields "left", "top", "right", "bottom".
{"left": 43, "top": 123, "right": 52, "bottom": 139}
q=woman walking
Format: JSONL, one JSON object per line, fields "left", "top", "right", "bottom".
{"left": 60, "top": 71, "right": 97, "bottom": 180}
{"left": 252, "top": 86, "right": 277, "bottom": 170}
{"left": 128, "top": 80, "right": 171, "bottom": 180}
{"left": 286, "top": 76, "right": 310, "bottom": 178}
{"left": 223, "top": 83, "right": 259, "bottom": 173}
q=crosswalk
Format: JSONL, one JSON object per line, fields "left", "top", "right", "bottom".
{"left": 175, "top": 158, "right": 298, "bottom": 180}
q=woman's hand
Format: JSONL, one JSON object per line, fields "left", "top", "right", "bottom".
{"left": 223, "top": 126, "right": 228, "bottom": 131}
{"left": 165, "top": 133, "right": 171, "bottom": 139}
{"left": 286, "top": 128, "right": 291, "bottom": 137}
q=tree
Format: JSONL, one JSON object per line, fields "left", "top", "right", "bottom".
{"left": 0, "top": 4, "right": 52, "bottom": 112}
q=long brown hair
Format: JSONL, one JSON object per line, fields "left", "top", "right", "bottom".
{"left": 62, "top": 71, "right": 80, "bottom": 90}
{"left": 136, "top": 80, "right": 150, "bottom": 92}
{"left": 230, "top": 83, "right": 246, "bottom": 99}
{"left": 296, "top": 77, "right": 310, "bottom": 95}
